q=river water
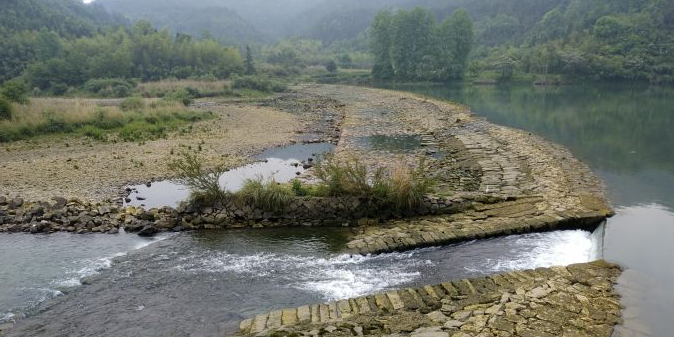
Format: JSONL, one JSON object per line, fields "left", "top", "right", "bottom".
{"left": 380, "top": 82, "right": 674, "bottom": 337}
{"left": 0, "top": 228, "right": 600, "bottom": 336}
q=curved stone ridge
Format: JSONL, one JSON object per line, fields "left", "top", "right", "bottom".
{"left": 233, "top": 261, "right": 622, "bottom": 337}
{"left": 295, "top": 85, "right": 612, "bottom": 255}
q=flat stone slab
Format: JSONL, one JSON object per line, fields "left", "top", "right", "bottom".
{"left": 232, "top": 260, "right": 623, "bottom": 337}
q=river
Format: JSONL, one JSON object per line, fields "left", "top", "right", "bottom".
{"left": 380, "top": 82, "right": 674, "bottom": 337}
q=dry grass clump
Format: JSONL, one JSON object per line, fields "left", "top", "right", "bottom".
{"left": 236, "top": 176, "right": 294, "bottom": 212}
{"left": 311, "top": 155, "right": 436, "bottom": 212}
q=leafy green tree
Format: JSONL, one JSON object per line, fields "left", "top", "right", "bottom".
{"left": 389, "top": 8, "right": 436, "bottom": 80}
{"left": 494, "top": 55, "right": 517, "bottom": 81}
{"left": 370, "top": 10, "right": 394, "bottom": 79}
{"left": 438, "top": 8, "right": 475, "bottom": 80}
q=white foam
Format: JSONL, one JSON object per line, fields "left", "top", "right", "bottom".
{"left": 1, "top": 312, "right": 15, "bottom": 323}
{"left": 174, "top": 250, "right": 431, "bottom": 300}
{"left": 53, "top": 233, "right": 173, "bottom": 288}
{"left": 468, "top": 230, "right": 594, "bottom": 273}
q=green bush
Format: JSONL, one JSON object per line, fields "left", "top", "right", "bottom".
{"left": 83, "top": 78, "right": 135, "bottom": 98}
{"left": 80, "top": 125, "right": 106, "bottom": 141}
{"left": 232, "top": 75, "right": 287, "bottom": 93}
{"left": 237, "top": 177, "right": 293, "bottom": 212}
{"left": 291, "top": 179, "right": 308, "bottom": 196}
{"left": 120, "top": 96, "right": 145, "bottom": 111}
{"left": 164, "top": 89, "right": 195, "bottom": 106}
{"left": 0, "top": 97, "right": 13, "bottom": 120}
{"left": 326, "top": 60, "right": 338, "bottom": 73}
{"left": 117, "top": 122, "right": 166, "bottom": 142}
{"left": 167, "top": 151, "right": 228, "bottom": 204}
{"left": 1, "top": 79, "right": 29, "bottom": 105}
{"left": 51, "top": 83, "right": 69, "bottom": 96}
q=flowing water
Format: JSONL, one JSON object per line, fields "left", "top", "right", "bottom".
{"left": 0, "top": 228, "right": 599, "bottom": 336}
{"left": 380, "top": 82, "right": 674, "bottom": 336}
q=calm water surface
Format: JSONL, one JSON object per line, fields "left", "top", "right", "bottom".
{"left": 383, "top": 82, "right": 674, "bottom": 336}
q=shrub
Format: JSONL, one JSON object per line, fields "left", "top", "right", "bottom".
{"left": 326, "top": 60, "right": 338, "bottom": 73}
{"left": 1, "top": 79, "right": 30, "bottom": 105}
{"left": 313, "top": 157, "right": 436, "bottom": 212}
{"left": 117, "top": 122, "right": 166, "bottom": 141}
{"left": 0, "top": 97, "right": 13, "bottom": 120}
{"left": 373, "top": 163, "right": 435, "bottom": 212}
{"left": 120, "top": 96, "right": 145, "bottom": 111}
{"left": 291, "top": 179, "right": 308, "bottom": 196}
{"left": 164, "top": 89, "right": 194, "bottom": 106}
{"left": 51, "top": 83, "right": 69, "bottom": 96}
{"left": 232, "top": 75, "right": 287, "bottom": 93}
{"left": 168, "top": 151, "right": 228, "bottom": 203}
{"left": 83, "top": 78, "right": 135, "bottom": 98}
{"left": 313, "top": 156, "right": 371, "bottom": 196}
{"left": 237, "top": 177, "right": 293, "bottom": 212}
{"left": 80, "top": 125, "right": 106, "bottom": 141}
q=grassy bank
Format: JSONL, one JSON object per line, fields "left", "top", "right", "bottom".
{"left": 0, "top": 98, "right": 213, "bottom": 142}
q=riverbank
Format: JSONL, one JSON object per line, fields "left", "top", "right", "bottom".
{"left": 0, "top": 98, "right": 297, "bottom": 202}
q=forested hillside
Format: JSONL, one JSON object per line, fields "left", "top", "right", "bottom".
{"left": 0, "top": 0, "right": 127, "bottom": 82}
{"left": 96, "top": 0, "right": 267, "bottom": 45}
{"left": 0, "top": 0, "right": 244, "bottom": 94}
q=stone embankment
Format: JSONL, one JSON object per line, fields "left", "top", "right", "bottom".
{"left": 233, "top": 261, "right": 623, "bottom": 337}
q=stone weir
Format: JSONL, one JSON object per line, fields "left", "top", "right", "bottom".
{"left": 233, "top": 260, "right": 623, "bottom": 337}
{"left": 1, "top": 85, "right": 612, "bottom": 246}
{"left": 296, "top": 84, "right": 612, "bottom": 254}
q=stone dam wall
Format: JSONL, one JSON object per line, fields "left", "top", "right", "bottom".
{"left": 233, "top": 260, "right": 623, "bottom": 337}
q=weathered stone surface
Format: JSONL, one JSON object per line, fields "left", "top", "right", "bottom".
{"left": 233, "top": 261, "right": 622, "bottom": 337}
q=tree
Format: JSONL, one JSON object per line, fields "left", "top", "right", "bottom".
{"left": 438, "top": 8, "right": 474, "bottom": 80}
{"left": 326, "top": 60, "right": 338, "bottom": 73}
{"left": 494, "top": 55, "right": 517, "bottom": 81}
{"left": 370, "top": 10, "right": 394, "bottom": 79}
{"left": 389, "top": 8, "right": 436, "bottom": 80}
{"left": 244, "top": 45, "right": 256, "bottom": 75}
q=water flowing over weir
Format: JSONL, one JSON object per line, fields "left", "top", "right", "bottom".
{"left": 0, "top": 227, "right": 602, "bottom": 336}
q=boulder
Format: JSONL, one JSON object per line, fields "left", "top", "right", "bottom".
{"left": 138, "top": 225, "right": 158, "bottom": 237}
{"left": 51, "top": 197, "right": 67, "bottom": 210}
{"left": 9, "top": 197, "right": 23, "bottom": 209}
